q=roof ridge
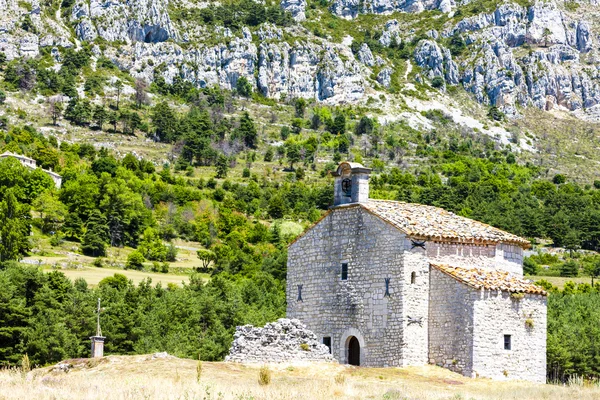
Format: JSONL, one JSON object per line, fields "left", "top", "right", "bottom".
{"left": 430, "top": 262, "right": 546, "bottom": 295}
{"left": 361, "top": 200, "right": 530, "bottom": 247}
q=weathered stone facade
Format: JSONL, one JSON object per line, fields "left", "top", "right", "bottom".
{"left": 286, "top": 162, "right": 547, "bottom": 382}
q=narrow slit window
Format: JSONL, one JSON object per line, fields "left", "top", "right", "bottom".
{"left": 504, "top": 334, "right": 512, "bottom": 350}
{"left": 384, "top": 278, "right": 391, "bottom": 297}
{"left": 297, "top": 284, "right": 303, "bottom": 302}
{"left": 323, "top": 337, "right": 332, "bottom": 353}
{"left": 341, "top": 263, "right": 348, "bottom": 280}
{"left": 410, "top": 271, "right": 416, "bottom": 284}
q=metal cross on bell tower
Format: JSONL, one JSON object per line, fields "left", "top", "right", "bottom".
{"left": 90, "top": 298, "right": 106, "bottom": 358}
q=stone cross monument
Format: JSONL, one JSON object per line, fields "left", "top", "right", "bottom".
{"left": 90, "top": 298, "right": 105, "bottom": 358}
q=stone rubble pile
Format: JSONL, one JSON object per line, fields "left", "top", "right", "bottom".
{"left": 225, "top": 318, "right": 335, "bottom": 363}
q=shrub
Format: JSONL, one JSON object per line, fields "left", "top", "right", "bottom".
{"left": 161, "top": 262, "right": 169, "bottom": 273}
{"left": 258, "top": 366, "right": 271, "bottom": 385}
{"left": 431, "top": 76, "right": 445, "bottom": 88}
{"left": 126, "top": 250, "right": 145, "bottom": 270}
{"left": 92, "top": 258, "right": 104, "bottom": 268}
{"left": 510, "top": 292, "right": 525, "bottom": 300}
{"left": 334, "top": 373, "right": 346, "bottom": 384}
{"left": 560, "top": 260, "right": 579, "bottom": 277}
{"left": 525, "top": 318, "right": 534, "bottom": 328}
{"left": 235, "top": 76, "right": 252, "bottom": 98}
{"left": 21, "top": 354, "right": 30, "bottom": 376}
{"left": 523, "top": 257, "right": 538, "bottom": 275}
{"left": 299, "top": 343, "right": 310, "bottom": 351}
{"left": 488, "top": 106, "right": 504, "bottom": 121}
{"left": 196, "top": 357, "right": 202, "bottom": 383}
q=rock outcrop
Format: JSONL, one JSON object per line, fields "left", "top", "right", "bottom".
{"left": 281, "top": 0, "right": 307, "bottom": 21}
{"left": 410, "top": 1, "right": 600, "bottom": 116}
{"left": 329, "top": 0, "right": 469, "bottom": 18}
{"left": 1, "top": 0, "right": 600, "bottom": 117}
{"left": 225, "top": 318, "right": 335, "bottom": 363}
{"left": 71, "top": 0, "right": 177, "bottom": 43}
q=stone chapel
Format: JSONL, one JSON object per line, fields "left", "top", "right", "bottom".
{"left": 286, "top": 162, "right": 547, "bottom": 383}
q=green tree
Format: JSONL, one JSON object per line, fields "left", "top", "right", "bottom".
{"left": 81, "top": 211, "right": 109, "bottom": 257}
{"left": 355, "top": 116, "right": 374, "bottom": 135}
{"left": 138, "top": 227, "right": 169, "bottom": 261}
{"left": 523, "top": 257, "right": 538, "bottom": 275}
{"left": 48, "top": 98, "right": 64, "bottom": 126}
{"left": 267, "top": 195, "right": 285, "bottom": 219}
{"left": 560, "top": 260, "right": 579, "bottom": 277}
{"left": 215, "top": 154, "right": 229, "bottom": 179}
{"left": 113, "top": 79, "right": 123, "bottom": 110}
{"left": 236, "top": 112, "right": 258, "bottom": 148}
{"left": 294, "top": 98, "right": 306, "bottom": 118}
{"left": 93, "top": 105, "right": 108, "bottom": 130}
{"left": 33, "top": 192, "right": 67, "bottom": 234}
{"left": 542, "top": 28, "right": 552, "bottom": 47}
{"left": 331, "top": 114, "right": 346, "bottom": 135}
{"left": 197, "top": 249, "right": 216, "bottom": 270}
{"left": 236, "top": 76, "right": 252, "bottom": 98}
{"left": 151, "top": 102, "right": 178, "bottom": 142}
{"left": 0, "top": 190, "right": 31, "bottom": 262}
{"left": 285, "top": 141, "right": 301, "bottom": 170}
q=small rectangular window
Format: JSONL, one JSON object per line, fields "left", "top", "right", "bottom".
{"left": 323, "top": 337, "right": 332, "bottom": 353}
{"left": 341, "top": 263, "right": 348, "bottom": 280}
{"left": 504, "top": 334, "right": 512, "bottom": 350}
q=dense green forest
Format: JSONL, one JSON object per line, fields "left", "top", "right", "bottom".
{"left": 2, "top": 43, "right": 600, "bottom": 382}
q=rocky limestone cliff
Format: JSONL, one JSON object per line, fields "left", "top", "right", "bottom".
{"left": 71, "top": 0, "right": 177, "bottom": 43}
{"left": 2, "top": 0, "right": 600, "bottom": 118}
{"left": 408, "top": 1, "right": 600, "bottom": 116}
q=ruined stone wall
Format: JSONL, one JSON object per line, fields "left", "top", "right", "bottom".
{"left": 225, "top": 318, "right": 335, "bottom": 363}
{"left": 428, "top": 267, "right": 476, "bottom": 376}
{"left": 287, "top": 206, "right": 422, "bottom": 367}
{"left": 472, "top": 291, "right": 547, "bottom": 382}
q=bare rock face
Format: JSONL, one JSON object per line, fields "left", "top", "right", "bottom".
{"left": 330, "top": 0, "right": 459, "bottom": 19}
{"left": 407, "top": 0, "right": 599, "bottom": 116}
{"left": 71, "top": 0, "right": 177, "bottom": 43}
{"left": 357, "top": 43, "right": 375, "bottom": 67}
{"left": 225, "top": 318, "right": 335, "bottom": 363}
{"left": 280, "top": 0, "right": 307, "bottom": 21}
{"left": 377, "top": 67, "right": 393, "bottom": 88}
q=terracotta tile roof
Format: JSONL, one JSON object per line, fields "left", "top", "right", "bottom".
{"left": 431, "top": 263, "right": 547, "bottom": 295}
{"left": 360, "top": 200, "right": 530, "bottom": 247}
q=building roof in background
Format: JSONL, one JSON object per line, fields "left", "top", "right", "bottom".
{"left": 431, "top": 263, "right": 546, "bottom": 295}
{"left": 361, "top": 200, "right": 530, "bottom": 248}
{"left": 0, "top": 151, "right": 35, "bottom": 162}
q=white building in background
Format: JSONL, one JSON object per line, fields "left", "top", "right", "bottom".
{"left": 286, "top": 162, "right": 547, "bottom": 383}
{"left": 0, "top": 151, "right": 62, "bottom": 188}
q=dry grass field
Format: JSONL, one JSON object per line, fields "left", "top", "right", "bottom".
{"left": 46, "top": 266, "right": 193, "bottom": 287}
{"left": 529, "top": 275, "right": 593, "bottom": 289}
{"left": 1, "top": 355, "right": 599, "bottom": 400}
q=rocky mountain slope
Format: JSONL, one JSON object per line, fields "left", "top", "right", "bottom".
{"left": 2, "top": 0, "right": 600, "bottom": 122}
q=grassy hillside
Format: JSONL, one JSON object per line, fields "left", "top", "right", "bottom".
{"left": 2, "top": 355, "right": 599, "bottom": 400}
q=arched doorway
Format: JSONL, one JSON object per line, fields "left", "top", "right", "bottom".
{"left": 348, "top": 336, "right": 360, "bottom": 366}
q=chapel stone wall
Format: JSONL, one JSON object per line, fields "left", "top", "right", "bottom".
{"left": 471, "top": 291, "right": 547, "bottom": 382}
{"left": 428, "top": 267, "right": 476, "bottom": 376}
{"left": 427, "top": 242, "right": 523, "bottom": 276}
{"left": 287, "top": 206, "right": 410, "bottom": 367}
